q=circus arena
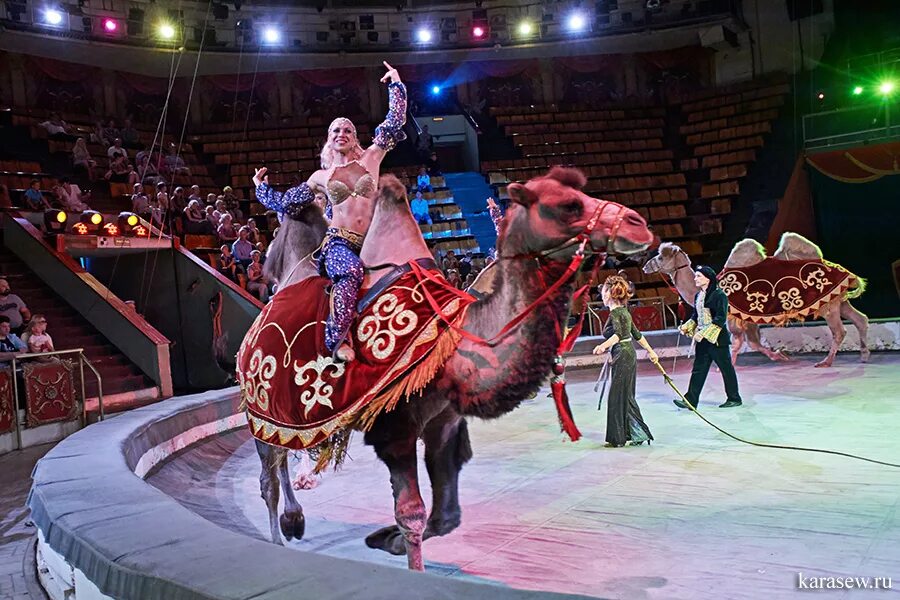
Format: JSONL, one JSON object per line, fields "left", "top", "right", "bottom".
{"left": 1, "top": 0, "right": 899, "bottom": 598}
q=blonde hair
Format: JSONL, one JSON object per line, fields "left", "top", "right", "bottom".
{"left": 320, "top": 117, "right": 364, "bottom": 170}
{"left": 602, "top": 274, "right": 633, "bottom": 302}
{"left": 27, "top": 314, "right": 47, "bottom": 333}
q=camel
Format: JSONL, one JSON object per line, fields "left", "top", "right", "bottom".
{"left": 252, "top": 168, "right": 654, "bottom": 571}
{"left": 642, "top": 233, "right": 869, "bottom": 368}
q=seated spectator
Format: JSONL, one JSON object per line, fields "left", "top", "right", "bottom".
{"left": 446, "top": 268, "right": 462, "bottom": 289}
{"left": 426, "top": 151, "right": 442, "bottom": 176}
{"left": 120, "top": 119, "right": 140, "bottom": 146}
{"left": 105, "top": 155, "right": 136, "bottom": 185}
{"left": 23, "top": 315, "right": 54, "bottom": 354}
{"left": 72, "top": 138, "right": 97, "bottom": 180}
{"left": 222, "top": 186, "right": 242, "bottom": 221}
{"left": 217, "top": 245, "right": 239, "bottom": 282}
{"left": 232, "top": 226, "right": 254, "bottom": 268}
{"left": 246, "top": 219, "right": 261, "bottom": 245}
{"left": 152, "top": 182, "right": 170, "bottom": 228}
{"left": 188, "top": 185, "right": 203, "bottom": 205}
{"left": 0, "top": 184, "right": 12, "bottom": 209}
{"left": 416, "top": 166, "right": 433, "bottom": 193}
{"left": 91, "top": 119, "right": 111, "bottom": 147}
{"left": 463, "top": 272, "right": 476, "bottom": 289}
{"left": 205, "top": 205, "right": 218, "bottom": 231}
{"left": 213, "top": 199, "right": 232, "bottom": 223}
{"left": 246, "top": 250, "right": 269, "bottom": 302}
{"left": 0, "top": 279, "right": 31, "bottom": 334}
{"left": 217, "top": 214, "right": 238, "bottom": 244}
{"left": 205, "top": 192, "right": 217, "bottom": 207}
{"left": 101, "top": 119, "right": 120, "bottom": 146}
{"left": 38, "top": 112, "right": 72, "bottom": 137}
{"left": 0, "top": 316, "right": 26, "bottom": 361}
{"left": 410, "top": 191, "right": 432, "bottom": 225}
{"left": 163, "top": 145, "right": 191, "bottom": 178}
{"left": 170, "top": 186, "right": 188, "bottom": 214}
{"left": 442, "top": 250, "right": 459, "bottom": 274}
{"left": 184, "top": 199, "right": 212, "bottom": 234}
{"left": 107, "top": 138, "right": 128, "bottom": 162}
{"left": 24, "top": 179, "right": 50, "bottom": 211}
{"left": 136, "top": 155, "right": 160, "bottom": 185}
{"left": 255, "top": 241, "right": 267, "bottom": 259}
{"left": 459, "top": 251, "right": 473, "bottom": 279}
{"left": 53, "top": 177, "right": 90, "bottom": 212}
{"left": 131, "top": 183, "right": 152, "bottom": 221}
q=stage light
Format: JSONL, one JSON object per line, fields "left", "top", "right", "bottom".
{"left": 879, "top": 81, "right": 896, "bottom": 95}
{"left": 43, "top": 209, "right": 67, "bottom": 234}
{"left": 158, "top": 22, "right": 176, "bottom": 39}
{"left": 473, "top": 26, "right": 485, "bottom": 38}
{"left": 416, "top": 28, "right": 433, "bottom": 43}
{"left": 103, "top": 18, "right": 118, "bottom": 32}
{"left": 431, "top": 85, "right": 441, "bottom": 95}
{"left": 44, "top": 9, "right": 64, "bottom": 26}
{"left": 78, "top": 210, "right": 104, "bottom": 234}
{"left": 517, "top": 20, "right": 534, "bottom": 36}
{"left": 852, "top": 86, "right": 864, "bottom": 96}
{"left": 262, "top": 26, "right": 280, "bottom": 44}
{"left": 816, "top": 91, "right": 825, "bottom": 100}
{"left": 103, "top": 222, "right": 120, "bottom": 236}
{"left": 567, "top": 12, "right": 587, "bottom": 31}
{"left": 117, "top": 212, "right": 142, "bottom": 236}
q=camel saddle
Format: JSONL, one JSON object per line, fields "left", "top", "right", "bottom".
{"left": 237, "top": 259, "right": 473, "bottom": 468}
{"left": 718, "top": 258, "right": 865, "bottom": 325}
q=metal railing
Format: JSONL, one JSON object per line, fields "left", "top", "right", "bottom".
{"left": 582, "top": 296, "right": 679, "bottom": 336}
{"left": 803, "top": 102, "right": 900, "bottom": 150}
{"left": 9, "top": 348, "right": 103, "bottom": 450}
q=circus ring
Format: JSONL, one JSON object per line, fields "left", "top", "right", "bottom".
{"left": 29, "top": 353, "right": 900, "bottom": 600}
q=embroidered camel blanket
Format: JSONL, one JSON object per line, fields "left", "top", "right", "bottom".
{"left": 237, "top": 265, "right": 472, "bottom": 466}
{"left": 718, "top": 258, "right": 865, "bottom": 325}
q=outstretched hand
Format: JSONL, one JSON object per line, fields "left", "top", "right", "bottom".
{"left": 486, "top": 197, "right": 498, "bottom": 210}
{"left": 253, "top": 166, "right": 268, "bottom": 187}
{"left": 380, "top": 61, "right": 401, "bottom": 84}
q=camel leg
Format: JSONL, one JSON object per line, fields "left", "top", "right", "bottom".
{"left": 745, "top": 323, "right": 789, "bottom": 362}
{"left": 729, "top": 323, "right": 743, "bottom": 366}
{"left": 816, "top": 302, "right": 845, "bottom": 368}
{"left": 277, "top": 454, "right": 306, "bottom": 541}
{"left": 423, "top": 414, "right": 472, "bottom": 538}
{"left": 256, "top": 440, "right": 283, "bottom": 545}
{"left": 840, "top": 301, "right": 870, "bottom": 362}
{"left": 365, "top": 433, "right": 427, "bottom": 571}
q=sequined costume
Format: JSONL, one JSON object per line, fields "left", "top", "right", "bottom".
{"left": 255, "top": 82, "right": 407, "bottom": 358}
{"left": 489, "top": 205, "right": 503, "bottom": 235}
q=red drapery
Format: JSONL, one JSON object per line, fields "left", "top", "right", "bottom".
{"left": 805, "top": 141, "right": 900, "bottom": 183}
{"left": 553, "top": 54, "right": 623, "bottom": 74}
{"left": 117, "top": 72, "right": 172, "bottom": 96}
{"left": 205, "top": 72, "right": 275, "bottom": 93}
{"left": 28, "top": 56, "right": 99, "bottom": 82}
{"left": 294, "top": 67, "right": 365, "bottom": 88}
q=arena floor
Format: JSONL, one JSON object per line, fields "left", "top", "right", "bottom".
{"left": 148, "top": 353, "right": 900, "bottom": 599}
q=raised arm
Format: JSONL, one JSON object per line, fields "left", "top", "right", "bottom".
{"left": 487, "top": 197, "right": 503, "bottom": 236}
{"left": 252, "top": 166, "right": 315, "bottom": 219}
{"left": 367, "top": 62, "right": 407, "bottom": 159}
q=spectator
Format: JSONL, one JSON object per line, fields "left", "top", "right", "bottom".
{"left": 416, "top": 167, "right": 433, "bottom": 193}
{"left": 0, "top": 184, "right": 12, "bottom": 209}
{"left": 246, "top": 250, "right": 269, "bottom": 302}
{"left": 38, "top": 112, "right": 72, "bottom": 137}
{"left": 72, "top": 138, "right": 97, "bottom": 180}
{"left": 255, "top": 241, "right": 267, "bottom": 259}
{"left": 53, "top": 177, "right": 90, "bottom": 212}
{"left": 416, "top": 125, "right": 434, "bottom": 158}
{"left": 213, "top": 199, "right": 232, "bottom": 223}
{"left": 101, "top": 119, "right": 120, "bottom": 146}
{"left": 217, "top": 245, "right": 238, "bottom": 282}
{"left": 0, "top": 316, "right": 26, "bottom": 361}
{"left": 205, "top": 193, "right": 217, "bottom": 207}
{"left": 188, "top": 185, "right": 203, "bottom": 205}
{"left": 205, "top": 205, "right": 218, "bottom": 231}
{"left": 170, "top": 186, "right": 188, "bottom": 214}
{"left": 232, "top": 226, "right": 254, "bottom": 268}
{"left": 426, "top": 151, "right": 442, "bottom": 175}
{"left": 105, "top": 156, "right": 136, "bottom": 186}
{"left": 120, "top": 119, "right": 140, "bottom": 146}
{"left": 91, "top": 119, "right": 111, "bottom": 147}
{"left": 131, "top": 183, "right": 151, "bottom": 221}
{"left": 221, "top": 186, "right": 242, "bottom": 221}
{"left": 163, "top": 145, "right": 190, "bottom": 178}
{"left": 136, "top": 155, "right": 160, "bottom": 185}
{"left": 107, "top": 138, "right": 128, "bottom": 162}
{"left": 463, "top": 272, "right": 476, "bottom": 289}
{"left": 24, "top": 179, "right": 50, "bottom": 211}
{"left": 410, "top": 191, "right": 432, "bottom": 225}
{"left": 246, "top": 219, "right": 261, "bottom": 244}
{"left": 217, "top": 214, "right": 238, "bottom": 244}
{"left": 459, "top": 251, "right": 473, "bottom": 279}
{"left": 184, "top": 199, "right": 212, "bottom": 234}
{"left": 23, "top": 315, "right": 54, "bottom": 354}
{"left": 442, "top": 250, "right": 459, "bottom": 274}
{"left": 446, "top": 269, "right": 462, "bottom": 289}
{"left": 0, "top": 279, "right": 31, "bottom": 333}
{"left": 152, "top": 182, "right": 170, "bottom": 229}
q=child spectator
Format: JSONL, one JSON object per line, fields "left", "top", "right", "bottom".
{"left": 246, "top": 250, "right": 269, "bottom": 302}
{"left": 217, "top": 245, "right": 238, "bottom": 282}
{"left": 24, "top": 179, "right": 50, "bottom": 211}
{"left": 131, "top": 183, "right": 151, "bottom": 220}
{"left": 24, "top": 315, "right": 54, "bottom": 354}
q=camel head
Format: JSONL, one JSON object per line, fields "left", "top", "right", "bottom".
{"left": 642, "top": 241, "right": 690, "bottom": 276}
{"left": 263, "top": 203, "right": 328, "bottom": 288}
{"left": 502, "top": 167, "right": 654, "bottom": 259}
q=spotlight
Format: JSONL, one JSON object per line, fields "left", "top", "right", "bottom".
{"left": 103, "top": 18, "right": 118, "bottom": 32}
{"left": 473, "top": 25, "right": 485, "bottom": 38}
{"left": 879, "top": 81, "right": 896, "bottom": 95}
{"left": 431, "top": 85, "right": 441, "bottom": 95}
{"left": 117, "top": 212, "right": 142, "bottom": 236}
{"left": 567, "top": 12, "right": 587, "bottom": 31}
{"left": 158, "top": 22, "right": 176, "bottom": 39}
{"left": 43, "top": 209, "right": 67, "bottom": 234}
{"left": 816, "top": 91, "right": 825, "bottom": 100}
{"left": 78, "top": 210, "right": 104, "bottom": 234}
{"left": 44, "top": 8, "right": 64, "bottom": 26}
{"left": 517, "top": 20, "right": 534, "bottom": 36}
{"left": 262, "top": 26, "right": 280, "bottom": 44}
{"left": 852, "top": 86, "right": 864, "bottom": 96}
{"left": 103, "top": 222, "right": 120, "bottom": 236}
{"left": 416, "top": 28, "right": 433, "bottom": 43}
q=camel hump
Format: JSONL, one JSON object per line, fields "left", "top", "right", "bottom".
{"left": 725, "top": 238, "right": 766, "bottom": 268}
{"left": 773, "top": 232, "right": 823, "bottom": 260}
{"left": 377, "top": 174, "right": 407, "bottom": 202}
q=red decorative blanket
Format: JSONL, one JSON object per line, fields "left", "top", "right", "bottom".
{"left": 237, "top": 265, "right": 473, "bottom": 468}
{"left": 718, "top": 258, "right": 865, "bottom": 325}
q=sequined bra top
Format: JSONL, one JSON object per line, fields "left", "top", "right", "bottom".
{"left": 326, "top": 172, "right": 377, "bottom": 205}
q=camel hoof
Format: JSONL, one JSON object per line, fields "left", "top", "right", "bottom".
{"left": 860, "top": 348, "right": 871, "bottom": 363}
{"left": 814, "top": 359, "right": 833, "bottom": 368}
{"left": 336, "top": 345, "right": 355, "bottom": 363}
{"left": 279, "top": 508, "right": 306, "bottom": 541}
{"left": 365, "top": 525, "right": 407, "bottom": 555}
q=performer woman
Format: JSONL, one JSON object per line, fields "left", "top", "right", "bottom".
{"left": 673, "top": 265, "right": 743, "bottom": 409}
{"left": 592, "top": 275, "right": 658, "bottom": 447}
{"left": 253, "top": 62, "right": 406, "bottom": 362}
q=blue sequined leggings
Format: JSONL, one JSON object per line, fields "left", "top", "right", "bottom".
{"left": 319, "top": 234, "right": 364, "bottom": 355}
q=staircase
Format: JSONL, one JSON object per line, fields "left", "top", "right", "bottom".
{"left": 0, "top": 243, "right": 157, "bottom": 401}
{"left": 442, "top": 172, "right": 498, "bottom": 254}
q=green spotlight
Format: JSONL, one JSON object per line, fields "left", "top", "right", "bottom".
{"left": 879, "top": 81, "right": 896, "bottom": 95}
{"left": 852, "top": 86, "right": 864, "bottom": 96}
